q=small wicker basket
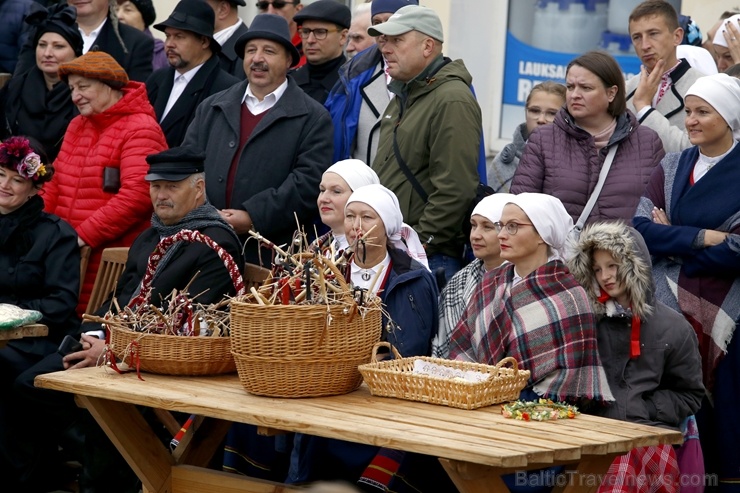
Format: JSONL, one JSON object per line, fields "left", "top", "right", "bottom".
{"left": 359, "top": 342, "right": 531, "bottom": 410}
{"left": 107, "top": 230, "right": 245, "bottom": 376}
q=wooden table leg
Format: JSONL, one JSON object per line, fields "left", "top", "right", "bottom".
{"left": 557, "top": 455, "right": 618, "bottom": 493}
{"left": 79, "top": 395, "right": 175, "bottom": 493}
{"left": 173, "top": 417, "right": 232, "bottom": 467}
{"left": 439, "top": 458, "right": 511, "bottom": 493}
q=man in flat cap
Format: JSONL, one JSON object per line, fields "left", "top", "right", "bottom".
{"left": 369, "top": 4, "right": 482, "bottom": 282}
{"left": 206, "top": 0, "right": 250, "bottom": 79}
{"left": 181, "top": 13, "right": 333, "bottom": 266}
{"left": 325, "top": 0, "right": 418, "bottom": 165}
{"left": 290, "top": 0, "right": 351, "bottom": 104}
{"left": 146, "top": 0, "right": 239, "bottom": 147}
{"left": 4, "top": 146, "right": 243, "bottom": 493}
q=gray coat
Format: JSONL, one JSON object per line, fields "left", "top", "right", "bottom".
{"left": 181, "top": 78, "right": 333, "bottom": 264}
{"left": 569, "top": 222, "right": 704, "bottom": 429}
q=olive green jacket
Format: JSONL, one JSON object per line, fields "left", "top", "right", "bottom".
{"left": 372, "top": 57, "right": 482, "bottom": 258}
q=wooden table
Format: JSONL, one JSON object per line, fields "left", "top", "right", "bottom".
{"left": 35, "top": 368, "right": 682, "bottom": 493}
{"left": 0, "top": 323, "right": 48, "bottom": 341}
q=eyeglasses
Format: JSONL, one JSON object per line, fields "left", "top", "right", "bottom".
{"left": 299, "top": 27, "right": 341, "bottom": 40}
{"left": 493, "top": 221, "right": 534, "bottom": 235}
{"left": 525, "top": 107, "right": 559, "bottom": 120}
{"left": 256, "top": 0, "right": 294, "bottom": 10}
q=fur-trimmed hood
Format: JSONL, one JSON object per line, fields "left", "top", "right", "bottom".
{"left": 568, "top": 221, "right": 654, "bottom": 319}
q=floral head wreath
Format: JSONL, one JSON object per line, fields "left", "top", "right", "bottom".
{"left": 0, "top": 137, "right": 47, "bottom": 181}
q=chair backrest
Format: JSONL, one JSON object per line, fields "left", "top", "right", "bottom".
{"left": 79, "top": 245, "right": 92, "bottom": 297}
{"left": 85, "top": 247, "right": 129, "bottom": 315}
{"left": 244, "top": 263, "right": 271, "bottom": 291}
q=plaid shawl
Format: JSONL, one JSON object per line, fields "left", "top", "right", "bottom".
{"left": 432, "top": 258, "right": 485, "bottom": 358}
{"left": 634, "top": 147, "right": 740, "bottom": 391}
{"left": 449, "top": 260, "right": 613, "bottom": 402}
{"left": 597, "top": 445, "right": 680, "bottom": 493}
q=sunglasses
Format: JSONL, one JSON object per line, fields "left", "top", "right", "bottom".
{"left": 256, "top": 0, "right": 295, "bottom": 9}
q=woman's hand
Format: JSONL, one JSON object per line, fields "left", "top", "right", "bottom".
{"left": 704, "top": 230, "right": 729, "bottom": 247}
{"left": 723, "top": 20, "right": 740, "bottom": 65}
{"left": 651, "top": 207, "right": 671, "bottom": 225}
{"left": 63, "top": 334, "right": 106, "bottom": 370}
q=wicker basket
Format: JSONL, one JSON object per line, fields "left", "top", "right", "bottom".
{"left": 359, "top": 342, "right": 531, "bottom": 410}
{"left": 230, "top": 261, "right": 383, "bottom": 397}
{"left": 107, "top": 230, "right": 245, "bottom": 376}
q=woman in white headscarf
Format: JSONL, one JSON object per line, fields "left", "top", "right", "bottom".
{"left": 344, "top": 184, "right": 435, "bottom": 356}
{"left": 633, "top": 72, "right": 740, "bottom": 486}
{"left": 450, "top": 193, "right": 613, "bottom": 404}
{"left": 432, "top": 193, "right": 513, "bottom": 358}
{"left": 315, "top": 159, "right": 379, "bottom": 253}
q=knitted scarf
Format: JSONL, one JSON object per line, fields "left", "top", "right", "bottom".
{"left": 449, "top": 260, "right": 614, "bottom": 403}
{"left": 149, "top": 202, "right": 240, "bottom": 284}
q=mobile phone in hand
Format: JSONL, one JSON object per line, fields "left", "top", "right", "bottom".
{"left": 57, "top": 335, "right": 83, "bottom": 357}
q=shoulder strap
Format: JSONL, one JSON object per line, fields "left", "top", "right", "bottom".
{"left": 392, "top": 123, "right": 429, "bottom": 202}
{"left": 574, "top": 143, "right": 619, "bottom": 231}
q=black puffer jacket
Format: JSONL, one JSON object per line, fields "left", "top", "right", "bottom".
{"left": 568, "top": 222, "right": 704, "bottom": 429}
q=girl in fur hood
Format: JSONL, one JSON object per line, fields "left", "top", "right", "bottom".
{"left": 569, "top": 221, "right": 704, "bottom": 493}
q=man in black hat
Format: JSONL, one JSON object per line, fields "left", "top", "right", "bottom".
{"left": 181, "top": 13, "right": 333, "bottom": 267}
{"left": 256, "top": 0, "right": 306, "bottom": 67}
{"left": 146, "top": 0, "right": 239, "bottom": 148}
{"left": 290, "top": 0, "right": 351, "bottom": 104}
{"left": 4, "top": 146, "right": 243, "bottom": 493}
{"left": 206, "top": 0, "right": 250, "bottom": 79}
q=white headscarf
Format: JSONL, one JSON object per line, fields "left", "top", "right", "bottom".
{"left": 685, "top": 73, "right": 740, "bottom": 139}
{"left": 712, "top": 14, "right": 740, "bottom": 49}
{"left": 507, "top": 193, "right": 573, "bottom": 260}
{"left": 676, "top": 45, "right": 718, "bottom": 76}
{"left": 323, "top": 159, "right": 380, "bottom": 191}
{"left": 345, "top": 184, "right": 429, "bottom": 269}
{"left": 471, "top": 193, "right": 515, "bottom": 223}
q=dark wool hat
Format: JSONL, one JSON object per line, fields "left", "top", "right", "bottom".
{"left": 225, "top": 0, "right": 246, "bottom": 6}
{"left": 117, "top": 0, "right": 157, "bottom": 28}
{"left": 26, "top": 4, "right": 84, "bottom": 57}
{"left": 234, "top": 14, "right": 300, "bottom": 67}
{"left": 153, "top": 0, "right": 221, "bottom": 53}
{"left": 370, "top": 0, "right": 418, "bottom": 18}
{"left": 145, "top": 146, "right": 205, "bottom": 181}
{"left": 58, "top": 51, "right": 130, "bottom": 89}
{"left": 293, "top": 0, "right": 351, "bottom": 29}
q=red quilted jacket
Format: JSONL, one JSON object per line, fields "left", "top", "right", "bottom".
{"left": 43, "top": 80, "right": 167, "bottom": 312}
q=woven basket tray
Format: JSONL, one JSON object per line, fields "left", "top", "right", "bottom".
{"left": 232, "top": 351, "right": 369, "bottom": 398}
{"left": 358, "top": 342, "right": 531, "bottom": 410}
{"left": 107, "top": 230, "right": 245, "bottom": 376}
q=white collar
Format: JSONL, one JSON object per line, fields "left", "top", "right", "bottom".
{"left": 80, "top": 18, "right": 107, "bottom": 54}
{"left": 174, "top": 62, "right": 205, "bottom": 84}
{"left": 351, "top": 252, "right": 391, "bottom": 294}
{"left": 214, "top": 19, "right": 244, "bottom": 46}
{"left": 241, "top": 78, "right": 288, "bottom": 114}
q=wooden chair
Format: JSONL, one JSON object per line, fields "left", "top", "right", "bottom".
{"left": 244, "top": 263, "right": 271, "bottom": 290}
{"left": 85, "top": 247, "right": 129, "bottom": 315}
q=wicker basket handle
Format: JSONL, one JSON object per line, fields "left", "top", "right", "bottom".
{"left": 493, "top": 356, "right": 520, "bottom": 372}
{"left": 370, "top": 341, "right": 403, "bottom": 362}
{"left": 128, "top": 229, "right": 246, "bottom": 308}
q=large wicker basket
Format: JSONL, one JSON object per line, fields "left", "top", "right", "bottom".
{"left": 107, "top": 230, "right": 245, "bottom": 376}
{"left": 359, "top": 342, "right": 531, "bottom": 410}
{"left": 230, "top": 279, "right": 383, "bottom": 397}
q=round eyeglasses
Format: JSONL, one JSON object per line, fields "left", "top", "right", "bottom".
{"left": 493, "top": 221, "right": 534, "bottom": 235}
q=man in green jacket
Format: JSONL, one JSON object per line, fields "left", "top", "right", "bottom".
{"left": 368, "top": 5, "right": 482, "bottom": 281}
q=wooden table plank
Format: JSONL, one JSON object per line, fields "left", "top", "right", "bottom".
{"left": 35, "top": 368, "right": 682, "bottom": 471}
{"left": 0, "top": 323, "right": 48, "bottom": 341}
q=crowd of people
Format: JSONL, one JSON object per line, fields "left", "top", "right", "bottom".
{"left": 0, "top": 0, "right": 739, "bottom": 492}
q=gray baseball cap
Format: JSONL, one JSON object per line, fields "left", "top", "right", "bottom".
{"left": 367, "top": 5, "right": 443, "bottom": 42}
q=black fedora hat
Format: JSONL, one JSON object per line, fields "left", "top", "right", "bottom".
{"left": 234, "top": 14, "right": 300, "bottom": 67}
{"left": 145, "top": 146, "right": 205, "bottom": 182}
{"left": 293, "top": 0, "right": 351, "bottom": 29}
{"left": 153, "top": 0, "right": 221, "bottom": 53}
